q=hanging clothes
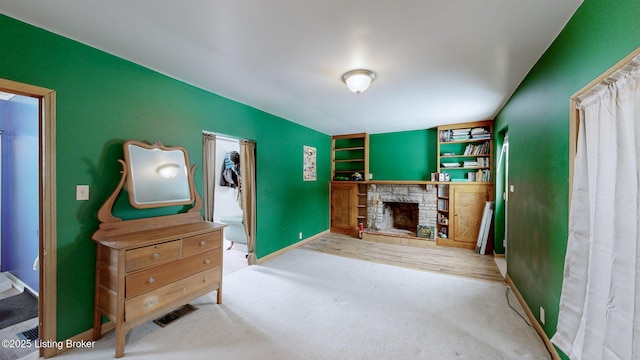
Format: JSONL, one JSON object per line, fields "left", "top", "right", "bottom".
{"left": 220, "top": 151, "right": 241, "bottom": 188}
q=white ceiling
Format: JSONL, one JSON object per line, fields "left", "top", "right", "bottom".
{"left": 0, "top": 1, "right": 582, "bottom": 135}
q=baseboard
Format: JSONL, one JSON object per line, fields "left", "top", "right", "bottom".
{"left": 256, "top": 230, "right": 329, "bottom": 265}
{"left": 2, "top": 271, "right": 39, "bottom": 297}
{"left": 0, "top": 272, "right": 12, "bottom": 293}
{"left": 505, "top": 275, "right": 560, "bottom": 360}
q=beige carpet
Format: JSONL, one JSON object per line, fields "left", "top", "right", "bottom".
{"left": 43, "top": 248, "right": 549, "bottom": 360}
{"left": 223, "top": 240, "right": 249, "bottom": 276}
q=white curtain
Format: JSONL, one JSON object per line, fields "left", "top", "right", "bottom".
{"left": 202, "top": 133, "right": 216, "bottom": 222}
{"left": 551, "top": 54, "right": 640, "bottom": 359}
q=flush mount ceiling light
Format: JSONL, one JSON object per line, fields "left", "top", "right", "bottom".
{"left": 342, "top": 69, "right": 376, "bottom": 94}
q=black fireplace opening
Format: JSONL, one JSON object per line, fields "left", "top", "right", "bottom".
{"left": 383, "top": 202, "right": 419, "bottom": 232}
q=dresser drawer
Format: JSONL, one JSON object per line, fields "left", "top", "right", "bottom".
{"left": 182, "top": 231, "right": 221, "bottom": 257}
{"left": 125, "top": 240, "right": 182, "bottom": 272}
{"left": 125, "top": 248, "right": 221, "bottom": 299}
{"left": 125, "top": 267, "right": 220, "bottom": 322}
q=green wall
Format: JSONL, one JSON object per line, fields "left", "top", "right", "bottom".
{"left": 494, "top": 0, "right": 640, "bottom": 358}
{"left": 0, "top": 14, "right": 330, "bottom": 340}
{"left": 369, "top": 129, "right": 437, "bottom": 180}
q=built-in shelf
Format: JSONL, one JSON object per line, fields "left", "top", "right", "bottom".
{"left": 332, "top": 133, "right": 369, "bottom": 181}
{"left": 437, "top": 120, "right": 493, "bottom": 183}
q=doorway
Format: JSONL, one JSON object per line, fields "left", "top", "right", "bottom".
{"left": 0, "top": 92, "right": 40, "bottom": 356}
{"left": 202, "top": 132, "right": 256, "bottom": 274}
{"left": 495, "top": 130, "right": 509, "bottom": 277}
{"left": 0, "top": 78, "right": 57, "bottom": 358}
{"left": 214, "top": 135, "right": 247, "bottom": 274}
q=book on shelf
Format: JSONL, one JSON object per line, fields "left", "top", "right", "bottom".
{"left": 442, "top": 162, "right": 461, "bottom": 168}
{"left": 452, "top": 128, "right": 471, "bottom": 134}
{"left": 470, "top": 127, "right": 491, "bottom": 139}
{"left": 475, "top": 169, "right": 491, "bottom": 182}
{"left": 465, "top": 157, "right": 489, "bottom": 167}
{"left": 440, "top": 129, "right": 473, "bottom": 142}
{"left": 452, "top": 134, "right": 470, "bottom": 138}
{"left": 463, "top": 141, "right": 490, "bottom": 155}
{"left": 439, "top": 130, "right": 451, "bottom": 142}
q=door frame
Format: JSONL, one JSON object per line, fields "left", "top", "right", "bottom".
{"left": 500, "top": 131, "right": 509, "bottom": 258}
{"left": 0, "top": 78, "right": 57, "bottom": 358}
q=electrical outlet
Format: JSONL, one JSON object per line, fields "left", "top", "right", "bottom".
{"left": 76, "top": 185, "right": 89, "bottom": 200}
{"left": 299, "top": 232, "right": 303, "bottom": 240}
{"left": 369, "top": 173, "right": 373, "bottom": 179}
{"left": 540, "top": 306, "right": 545, "bottom": 325}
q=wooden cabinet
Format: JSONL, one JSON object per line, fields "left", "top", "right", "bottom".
{"left": 436, "top": 184, "right": 492, "bottom": 249}
{"left": 330, "top": 132, "right": 369, "bottom": 237}
{"left": 330, "top": 182, "right": 367, "bottom": 237}
{"left": 332, "top": 133, "right": 369, "bottom": 181}
{"left": 437, "top": 120, "right": 493, "bottom": 183}
{"left": 93, "top": 213, "right": 225, "bottom": 358}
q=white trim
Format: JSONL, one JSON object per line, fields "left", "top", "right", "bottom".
{"left": 1, "top": 271, "right": 39, "bottom": 296}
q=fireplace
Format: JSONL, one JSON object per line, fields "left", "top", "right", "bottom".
{"left": 382, "top": 202, "right": 419, "bottom": 234}
{"left": 367, "top": 184, "right": 437, "bottom": 236}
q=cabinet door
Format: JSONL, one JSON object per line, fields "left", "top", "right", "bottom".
{"left": 450, "top": 184, "right": 491, "bottom": 248}
{"left": 330, "top": 184, "right": 357, "bottom": 235}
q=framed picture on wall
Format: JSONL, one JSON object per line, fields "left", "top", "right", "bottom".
{"left": 303, "top": 145, "right": 316, "bottom": 181}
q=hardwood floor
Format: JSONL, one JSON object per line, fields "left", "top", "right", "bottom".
{"left": 301, "top": 232, "right": 505, "bottom": 283}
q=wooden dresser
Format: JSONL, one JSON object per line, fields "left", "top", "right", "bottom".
{"left": 91, "top": 141, "right": 226, "bottom": 357}
{"left": 92, "top": 213, "right": 224, "bottom": 357}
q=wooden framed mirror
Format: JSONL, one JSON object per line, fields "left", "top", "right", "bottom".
{"left": 96, "top": 140, "right": 202, "bottom": 223}
{"left": 123, "top": 140, "right": 193, "bottom": 209}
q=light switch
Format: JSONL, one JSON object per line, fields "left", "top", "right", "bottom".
{"left": 76, "top": 185, "right": 89, "bottom": 200}
{"left": 509, "top": 185, "right": 515, "bottom": 193}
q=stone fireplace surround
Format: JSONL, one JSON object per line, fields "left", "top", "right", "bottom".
{"left": 367, "top": 184, "right": 437, "bottom": 236}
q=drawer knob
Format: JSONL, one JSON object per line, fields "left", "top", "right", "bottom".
{"left": 153, "top": 253, "right": 160, "bottom": 259}
{"left": 205, "top": 258, "right": 211, "bottom": 264}
{"left": 148, "top": 277, "right": 155, "bottom": 283}
{"left": 200, "top": 240, "right": 207, "bottom": 246}
{"left": 204, "top": 276, "right": 209, "bottom": 282}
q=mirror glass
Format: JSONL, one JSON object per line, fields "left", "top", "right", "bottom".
{"left": 124, "top": 141, "right": 193, "bottom": 208}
